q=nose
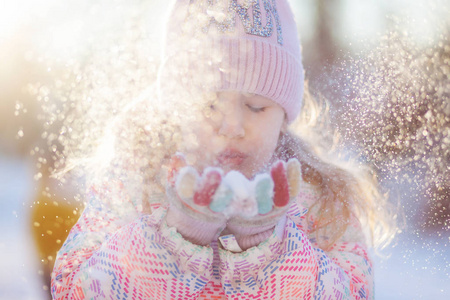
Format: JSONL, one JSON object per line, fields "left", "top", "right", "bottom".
{"left": 217, "top": 104, "right": 245, "bottom": 139}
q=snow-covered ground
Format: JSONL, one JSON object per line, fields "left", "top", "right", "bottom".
{"left": 0, "top": 155, "right": 47, "bottom": 300}
{"left": 374, "top": 235, "right": 449, "bottom": 299}
{"left": 0, "top": 154, "right": 448, "bottom": 299}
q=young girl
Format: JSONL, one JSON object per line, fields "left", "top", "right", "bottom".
{"left": 51, "top": 0, "right": 393, "bottom": 299}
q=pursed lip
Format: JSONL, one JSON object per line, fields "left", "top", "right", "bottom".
{"left": 217, "top": 149, "right": 248, "bottom": 166}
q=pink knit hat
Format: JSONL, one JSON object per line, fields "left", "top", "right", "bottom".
{"left": 159, "top": 0, "right": 304, "bottom": 123}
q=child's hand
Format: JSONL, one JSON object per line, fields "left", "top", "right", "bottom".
{"left": 224, "top": 159, "right": 302, "bottom": 250}
{"left": 165, "top": 153, "right": 227, "bottom": 245}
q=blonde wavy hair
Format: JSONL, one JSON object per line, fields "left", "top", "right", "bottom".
{"left": 278, "top": 83, "right": 397, "bottom": 250}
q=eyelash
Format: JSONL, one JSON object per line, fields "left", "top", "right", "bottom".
{"left": 246, "top": 104, "right": 266, "bottom": 113}
{"left": 208, "top": 103, "right": 266, "bottom": 113}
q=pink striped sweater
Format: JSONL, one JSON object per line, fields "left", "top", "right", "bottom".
{"left": 51, "top": 179, "right": 373, "bottom": 299}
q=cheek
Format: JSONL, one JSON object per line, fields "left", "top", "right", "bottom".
{"left": 195, "top": 122, "right": 226, "bottom": 152}
{"left": 181, "top": 121, "right": 224, "bottom": 165}
{"left": 253, "top": 119, "right": 283, "bottom": 160}
{"left": 258, "top": 132, "right": 279, "bottom": 157}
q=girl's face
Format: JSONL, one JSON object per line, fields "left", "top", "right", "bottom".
{"left": 183, "top": 91, "right": 286, "bottom": 178}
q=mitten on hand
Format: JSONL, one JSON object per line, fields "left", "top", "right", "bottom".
{"left": 165, "top": 153, "right": 227, "bottom": 246}
{"left": 225, "top": 159, "right": 302, "bottom": 250}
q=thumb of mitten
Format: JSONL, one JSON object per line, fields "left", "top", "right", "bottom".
{"left": 165, "top": 154, "right": 226, "bottom": 245}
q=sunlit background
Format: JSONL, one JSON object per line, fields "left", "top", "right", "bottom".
{"left": 1, "top": 0, "right": 448, "bottom": 299}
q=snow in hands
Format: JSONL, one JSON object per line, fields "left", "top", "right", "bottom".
{"left": 169, "top": 153, "right": 303, "bottom": 220}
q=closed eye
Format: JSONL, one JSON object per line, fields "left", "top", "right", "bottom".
{"left": 246, "top": 104, "right": 266, "bottom": 113}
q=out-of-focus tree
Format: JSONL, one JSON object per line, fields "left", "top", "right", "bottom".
{"left": 302, "top": 0, "right": 340, "bottom": 81}
{"left": 0, "top": 30, "right": 46, "bottom": 156}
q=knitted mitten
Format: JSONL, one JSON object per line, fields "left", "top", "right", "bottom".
{"left": 224, "top": 159, "right": 302, "bottom": 250}
{"left": 166, "top": 154, "right": 302, "bottom": 248}
{"left": 165, "top": 153, "right": 228, "bottom": 246}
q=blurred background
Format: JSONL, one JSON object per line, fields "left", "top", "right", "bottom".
{"left": 0, "top": 0, "right": 448, "bottom": 299}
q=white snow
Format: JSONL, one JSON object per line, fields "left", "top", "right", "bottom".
{"left": 373, "top": 233, "right": 449, "bottom": 299}
{"left": 222, "top": 170, "right": 258, "bottom": 218}
{"left": 0, "top": 155, "right": 47, "bottom": 300}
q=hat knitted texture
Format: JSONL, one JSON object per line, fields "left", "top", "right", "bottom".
{"left": 159, "top": 0, "right": 304, "bottom": 123}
